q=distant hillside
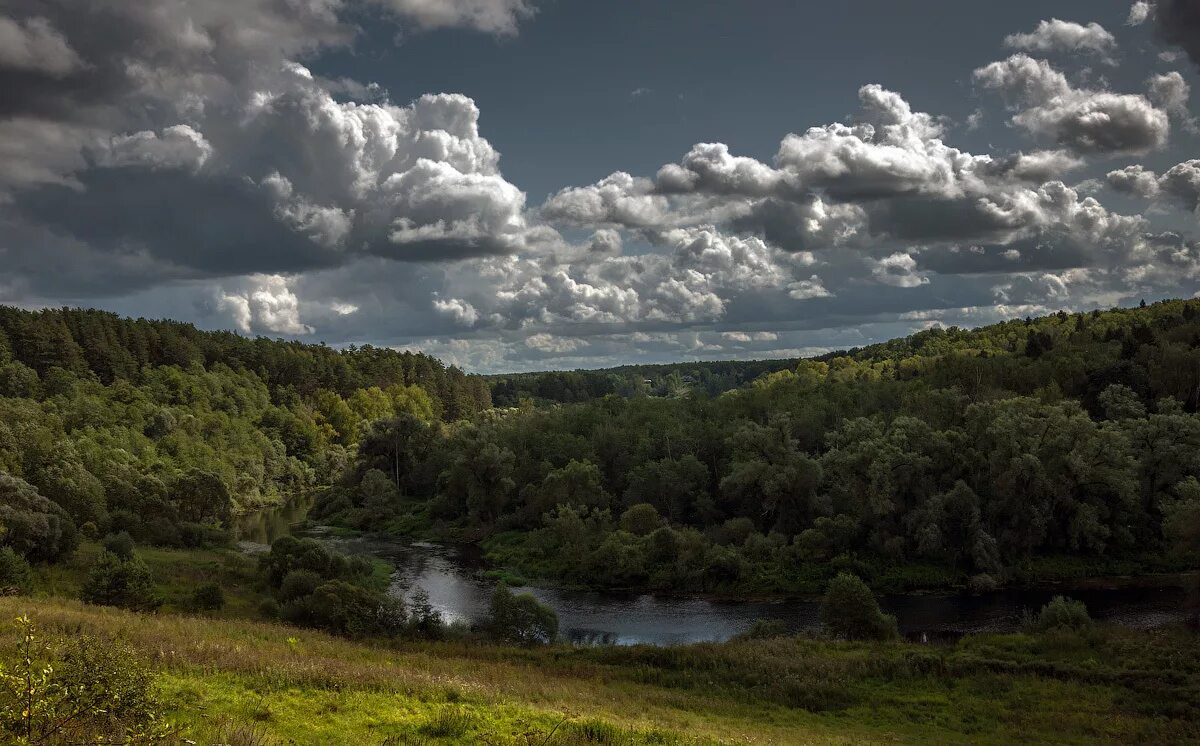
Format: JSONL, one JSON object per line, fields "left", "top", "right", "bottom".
{"left": 489, "top": 300, "right": 1200, "bottom": 408}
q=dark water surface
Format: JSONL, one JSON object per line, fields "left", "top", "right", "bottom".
{"left": 238, "top": 497, "right": 1190, "bottom": 646}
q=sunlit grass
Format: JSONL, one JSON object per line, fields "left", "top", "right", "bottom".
{"left": 0, "top": 595, "right": 1196, "bottom": 744}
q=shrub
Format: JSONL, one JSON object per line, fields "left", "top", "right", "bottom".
{"left": 1029, "top": 595, "right": 1091, "bottom": 632}
{"left": 0, "top": 547, "right": 32, "bottom": 595}
{"left": 967, "top": 573, "right": 999, "bottom": 594}
{"left": 819, "top": 572, "right": 899, "bottom": 641}
{"left": 258, "top": 598, "right": 281, "bottom": 619}
{"left": 102, "top": 530, "right": 136, "bottom": 560}
{"left": 487, "top": 582, "right": 558, "bottom": 645}
{"left": 191, "top": 582, "right": 225, "bottom": 611}
{"left": 281, "top": 580, "right": 406, "bottom": 638}
{"left": 0, "top": 615, "right": 173, "bottom": 743}
{"left": 738, "top": 618, "right": 789, "bottom": 640}
{"left": 81, "top": 551, "right": 161, "bottom": 611}
{"left": 278, "top": 569, "right": 322, "bottom": 602}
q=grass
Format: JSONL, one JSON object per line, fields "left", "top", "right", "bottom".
{"left": 0, "top": 594, "right": 1197, "bottom": 744}
{"left": 32, "top": 540, "right": 271, "bottom": 618}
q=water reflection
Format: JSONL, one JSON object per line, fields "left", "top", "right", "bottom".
{"left": 312, "top": 533, "right": 1190, "bottom": 646}
{"left": 233, "top": 493, "right": 315, "bottom": 550}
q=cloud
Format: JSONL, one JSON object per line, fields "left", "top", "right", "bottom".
{"left": 1004, "top": 19, "right": 1117, "bottom": 63}
{"left": 94, "top": 125, "right": 213, "bottom": 171}
{"left": 974, "top": 54, "right": 1169, "bottom": 154}
{"left": 787, "top": 275, "right": 833, "bottom": 300}
{"left": 871, "top": 252, "right": 928, "bottom": 287}
{"left": 1108, "top": 160, "right": 1200, "bottom": 211}
{"left": 433, "top": 297, "right": 479, "bottom": 326}
{"left": 1107, "top": 164, "right": 1162, "bottom": 198}
{"left": 0, "top": 0, "right": 546, "bottom": 303}
{"left": 1147, "top": 71, "right": 1192, "bottom": 118}
{"left": 1128, "top": 2, "right": 1152, "bottom": 26}
{"left": 0, "top": 15, "right": 83, "bottom": 77}
{"left": 379, "top": 0, "right": 537, "bottom": 36}
{"left": 217, "top": 274, "right": 313, "bottom": 335}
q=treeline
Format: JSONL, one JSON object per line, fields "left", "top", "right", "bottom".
{"left": 318, "top": 299, "right": 1200, "bottom": 593}
{"left": 0, "top": 305, "right": 490, "bottom": 559}
{"left": 488, "top": 359, "right": 798, "bottom": 406}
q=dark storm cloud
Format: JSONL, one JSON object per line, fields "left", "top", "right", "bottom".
{"left": 1156, "top": 0, "right": 1200, "bottom": 69}
{"left": 12, "top": 169, "right": 343, "bottom": 276}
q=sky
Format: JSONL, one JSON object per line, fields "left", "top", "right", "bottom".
{"left": 1, "top": 0, "right": 1200, "bottom": 372}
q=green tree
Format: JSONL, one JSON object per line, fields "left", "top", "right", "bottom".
{"left": 0, "top": 474, "right": 78, "bottom": 562}
{"left": 819, "top": 572, "right": 898, "bottom": 641}
{"left": 487, "top": 583, "right": 558, "bottom": 645}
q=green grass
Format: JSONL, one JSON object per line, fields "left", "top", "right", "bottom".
{"left": 1, "top": 595, "right": 1198, "bottom": 744}
{"left": 33, "top": 541, "right": 272, "bottom": 618}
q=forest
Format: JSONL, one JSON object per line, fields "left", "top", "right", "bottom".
{"left": 0, "top": 301, "right": 1198, "bottom": 743}
{"left": 0, "top": 305, "right": 490, "bottom": 555}
{"left": 316, "top": 299, "right": 1200, "bottom": 594}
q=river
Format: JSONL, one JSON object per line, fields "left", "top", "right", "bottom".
{"left": 236, "top": 497, "right": 1191, "bottom": 646}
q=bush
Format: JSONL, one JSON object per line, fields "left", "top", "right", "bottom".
{"left": 487, "top": 582, "right": 558, "bottom": 645}
{"left": 102, "top": 531, "right": 136, "bottom": 560}
{"left": 1029, "top": 595, "right": 1091, "bottom": 632}
{"left": 967, "top": 573, "right": 999, "bottom": 594}
{"left": 819, "top": 572, "right": 899, "bottom": 641}
{"left": 0, "top": 548, "right": 32, "bottom": 595}
{"left": 80, "top": 551, "right": 161, "bottom": 611}
{"left": 281, "top": 580, "right": 406, "bottom": 638}
{"left": 191, "top": 582, "right": 225, "bottom": 611}
{"left": 738, "top": 618, "right": 789, "bottom": 640}
{"left": 258, "top": 598, "right": 281, "bottom": 619}
{"left": 0, "top": 615, "right": 173, "bottom": 743}
{"left": 278, "top": 569, "right": 322, "bottom": 602}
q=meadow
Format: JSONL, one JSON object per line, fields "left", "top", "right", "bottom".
{"left": 2, "top": 575, "right": 1199, "bottom": 743}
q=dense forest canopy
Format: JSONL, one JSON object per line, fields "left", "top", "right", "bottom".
{"left": 2, "top": 301, "right": 1200, "bottom": 599}
{"left": 0, "top": 305, "right": 489, "bottom": 551}
{"left": 318, "top": 299, "right": 1200, "bottom": 593}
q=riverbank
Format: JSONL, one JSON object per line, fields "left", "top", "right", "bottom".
{"left": 306, "top": 492, "right": 1196, "bottom": 599}
{"left": 3, "top": 595, "right": 1199, "bottom": 744}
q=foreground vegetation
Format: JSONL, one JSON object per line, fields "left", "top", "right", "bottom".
{"left": 1, "top": 594, "right": 1198, "bottom": 744}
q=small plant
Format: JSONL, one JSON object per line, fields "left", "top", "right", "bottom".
{"left": 418, "top": 705, "right": 474, "bottom": 738}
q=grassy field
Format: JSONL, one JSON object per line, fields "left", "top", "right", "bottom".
{"left": 1, "top": 591, "right": 1198, "bottom": 744}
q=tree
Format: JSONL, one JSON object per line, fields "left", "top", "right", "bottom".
{"left": 487, "top": 583, "right": 558, "bottom": 645}
{"left": 819, "top": 572, "right": 898, "bottom": 641}
{"left": 170, "top": 469, "right": 233, "bottom": 524}
{"left": 0, "top": 473, "right": 78, "bottom": 562}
